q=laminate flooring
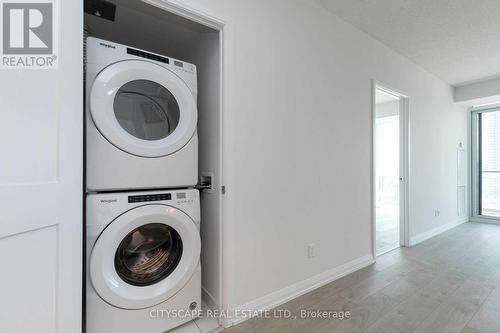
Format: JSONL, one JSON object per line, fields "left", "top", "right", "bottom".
{"left": 223, "top": 222, "right": 500, "bottom": 333}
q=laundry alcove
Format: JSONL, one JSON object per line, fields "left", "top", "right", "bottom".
{"left": 84, "top": 0, "right": 224, "bottom": 320}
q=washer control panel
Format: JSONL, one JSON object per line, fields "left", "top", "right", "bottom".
{"left": 126, "top": 191, "right": 195, "bottom": 204}
{"left": 128, "top": 193, "right": 171, "bottom": 203}
{"left": 176, "top": 191, "right": 194, "bottom": 205}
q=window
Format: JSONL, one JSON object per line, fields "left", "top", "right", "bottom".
{"left": 472, "top": 108, "right": 500, "bottom": 219}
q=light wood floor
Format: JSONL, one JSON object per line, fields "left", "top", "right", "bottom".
{"left": 223, "top": 222, "right": 500, "bottom": 333}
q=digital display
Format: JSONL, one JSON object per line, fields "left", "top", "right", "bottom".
{"left": 174, "top": 60, "right": 183, "bottom": 67}
{"left": 176, "top": 192, "right": 186, "bottom": 199}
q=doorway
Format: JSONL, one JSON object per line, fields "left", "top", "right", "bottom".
{"left": 373, "top": 84, "right": 409, "bottom": 256}
{"left": 84, "top": 0, "right": 226, "bottom": 327}
{"left": 471, "top": 106, "right": 500, "bottom": 222}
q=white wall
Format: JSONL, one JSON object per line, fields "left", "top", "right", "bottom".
{"left": 376, "top": 100, "right": 400, "bottom": 118}
{"left": 185, "top": 32, "right": 223, "bottom": 310}
{"left": 455, "top": 76, "right": 500, "bottom": 102}
{"left": 170, "top": 0, "right": 468, "bottom": 319}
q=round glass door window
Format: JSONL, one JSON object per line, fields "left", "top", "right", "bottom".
{"left": 113, "top": 80, "right": 180, "bottom": 141}
{"left": 114, "top": 223, "right": 183, "bottom": 286}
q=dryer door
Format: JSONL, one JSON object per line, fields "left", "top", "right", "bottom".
{"left": 90, "top": 60, "right": 197, "bottom": 158}
{"left": 90, "top": 205, "right": 200, "bottom": 309}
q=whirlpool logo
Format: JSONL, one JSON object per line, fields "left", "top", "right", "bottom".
{"left": 1, "top": 0, "right": 58, "bottom": 69}
{"left": 100, "top": 199, "right": 117, "bottom": 203}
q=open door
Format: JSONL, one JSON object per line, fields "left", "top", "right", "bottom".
{"left": 0, "top": 1, "right": 83, "bottom": 332}
{"left": 373, "top": 84, "right": 409, "bottom": 256}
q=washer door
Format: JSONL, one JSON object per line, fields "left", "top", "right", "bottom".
{"left": 90, "top": 205, "right": 200, "bottom": 310}
{"left": 90, "top": 60, "right": 197, "bottom": 158}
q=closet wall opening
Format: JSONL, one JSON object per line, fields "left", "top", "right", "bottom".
{"left": 85, "top": 0, "right": 224, "bottom": 316}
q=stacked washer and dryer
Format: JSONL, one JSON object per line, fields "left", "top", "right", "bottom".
{"left": 85, "top": 37, "right": 202, "bottom": 333}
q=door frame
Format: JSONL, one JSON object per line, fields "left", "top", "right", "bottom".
{"left": 371, "top": 80, "right": 410, "bottom": 258}
{"left": 469, "top": 104, "right": 500, "bottom": 224}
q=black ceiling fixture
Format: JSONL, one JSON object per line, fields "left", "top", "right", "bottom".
{"left": 84, "top": 0, "right": 116, "bottom": 22}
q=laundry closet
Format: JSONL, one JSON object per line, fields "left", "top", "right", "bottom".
{"left": 84, "top": 1, "right": 223, "bottom": 332}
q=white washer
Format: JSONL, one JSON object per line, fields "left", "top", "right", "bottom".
{"left": 86, "top": 37, "right": 198, "bottom": 191}
{"left": 86, "top": 189, "right": 201, "bottom": 333}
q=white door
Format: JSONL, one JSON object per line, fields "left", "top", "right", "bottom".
{"left": 0, "top": 1, "right": 82, "bottom": 332}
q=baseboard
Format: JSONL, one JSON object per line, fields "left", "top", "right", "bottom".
{"left": 469, "top": 216, "right": 500, "bottom": 225}
{"left": 221, "top": 254, "right": 374, "bottom": 328}
{"left": 410, "top": 217, "right": 469, "bottom": 246}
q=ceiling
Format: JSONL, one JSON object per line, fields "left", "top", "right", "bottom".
{"left": 316, "top": 0, "right": 500, "bottom": 86}
{"left": 85, "top": 0, "right": 215, "bottom": 59}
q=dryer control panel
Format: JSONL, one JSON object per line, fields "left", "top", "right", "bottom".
{"left": 127, "top": 47, "right": 169, "bottom": 64}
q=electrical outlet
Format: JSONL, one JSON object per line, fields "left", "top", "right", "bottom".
{"left": 308, "top": 244, "right": 315, "bottom": 259}
{"left": 435, "top": 209, "right": 440, "bottom": 217}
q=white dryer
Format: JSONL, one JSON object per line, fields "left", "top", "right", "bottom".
{"left": 86, "top": 37, "right": 198, "bottom": 191}
{"left": 86, "top": 189, "right": 201, "bottom": 333}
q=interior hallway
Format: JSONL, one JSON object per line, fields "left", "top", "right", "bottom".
{"left": 376, "top": 204, "right": 400, "bottom": 255}
{"left": 223, "top": 222, "right": 500, "bottom": 333}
